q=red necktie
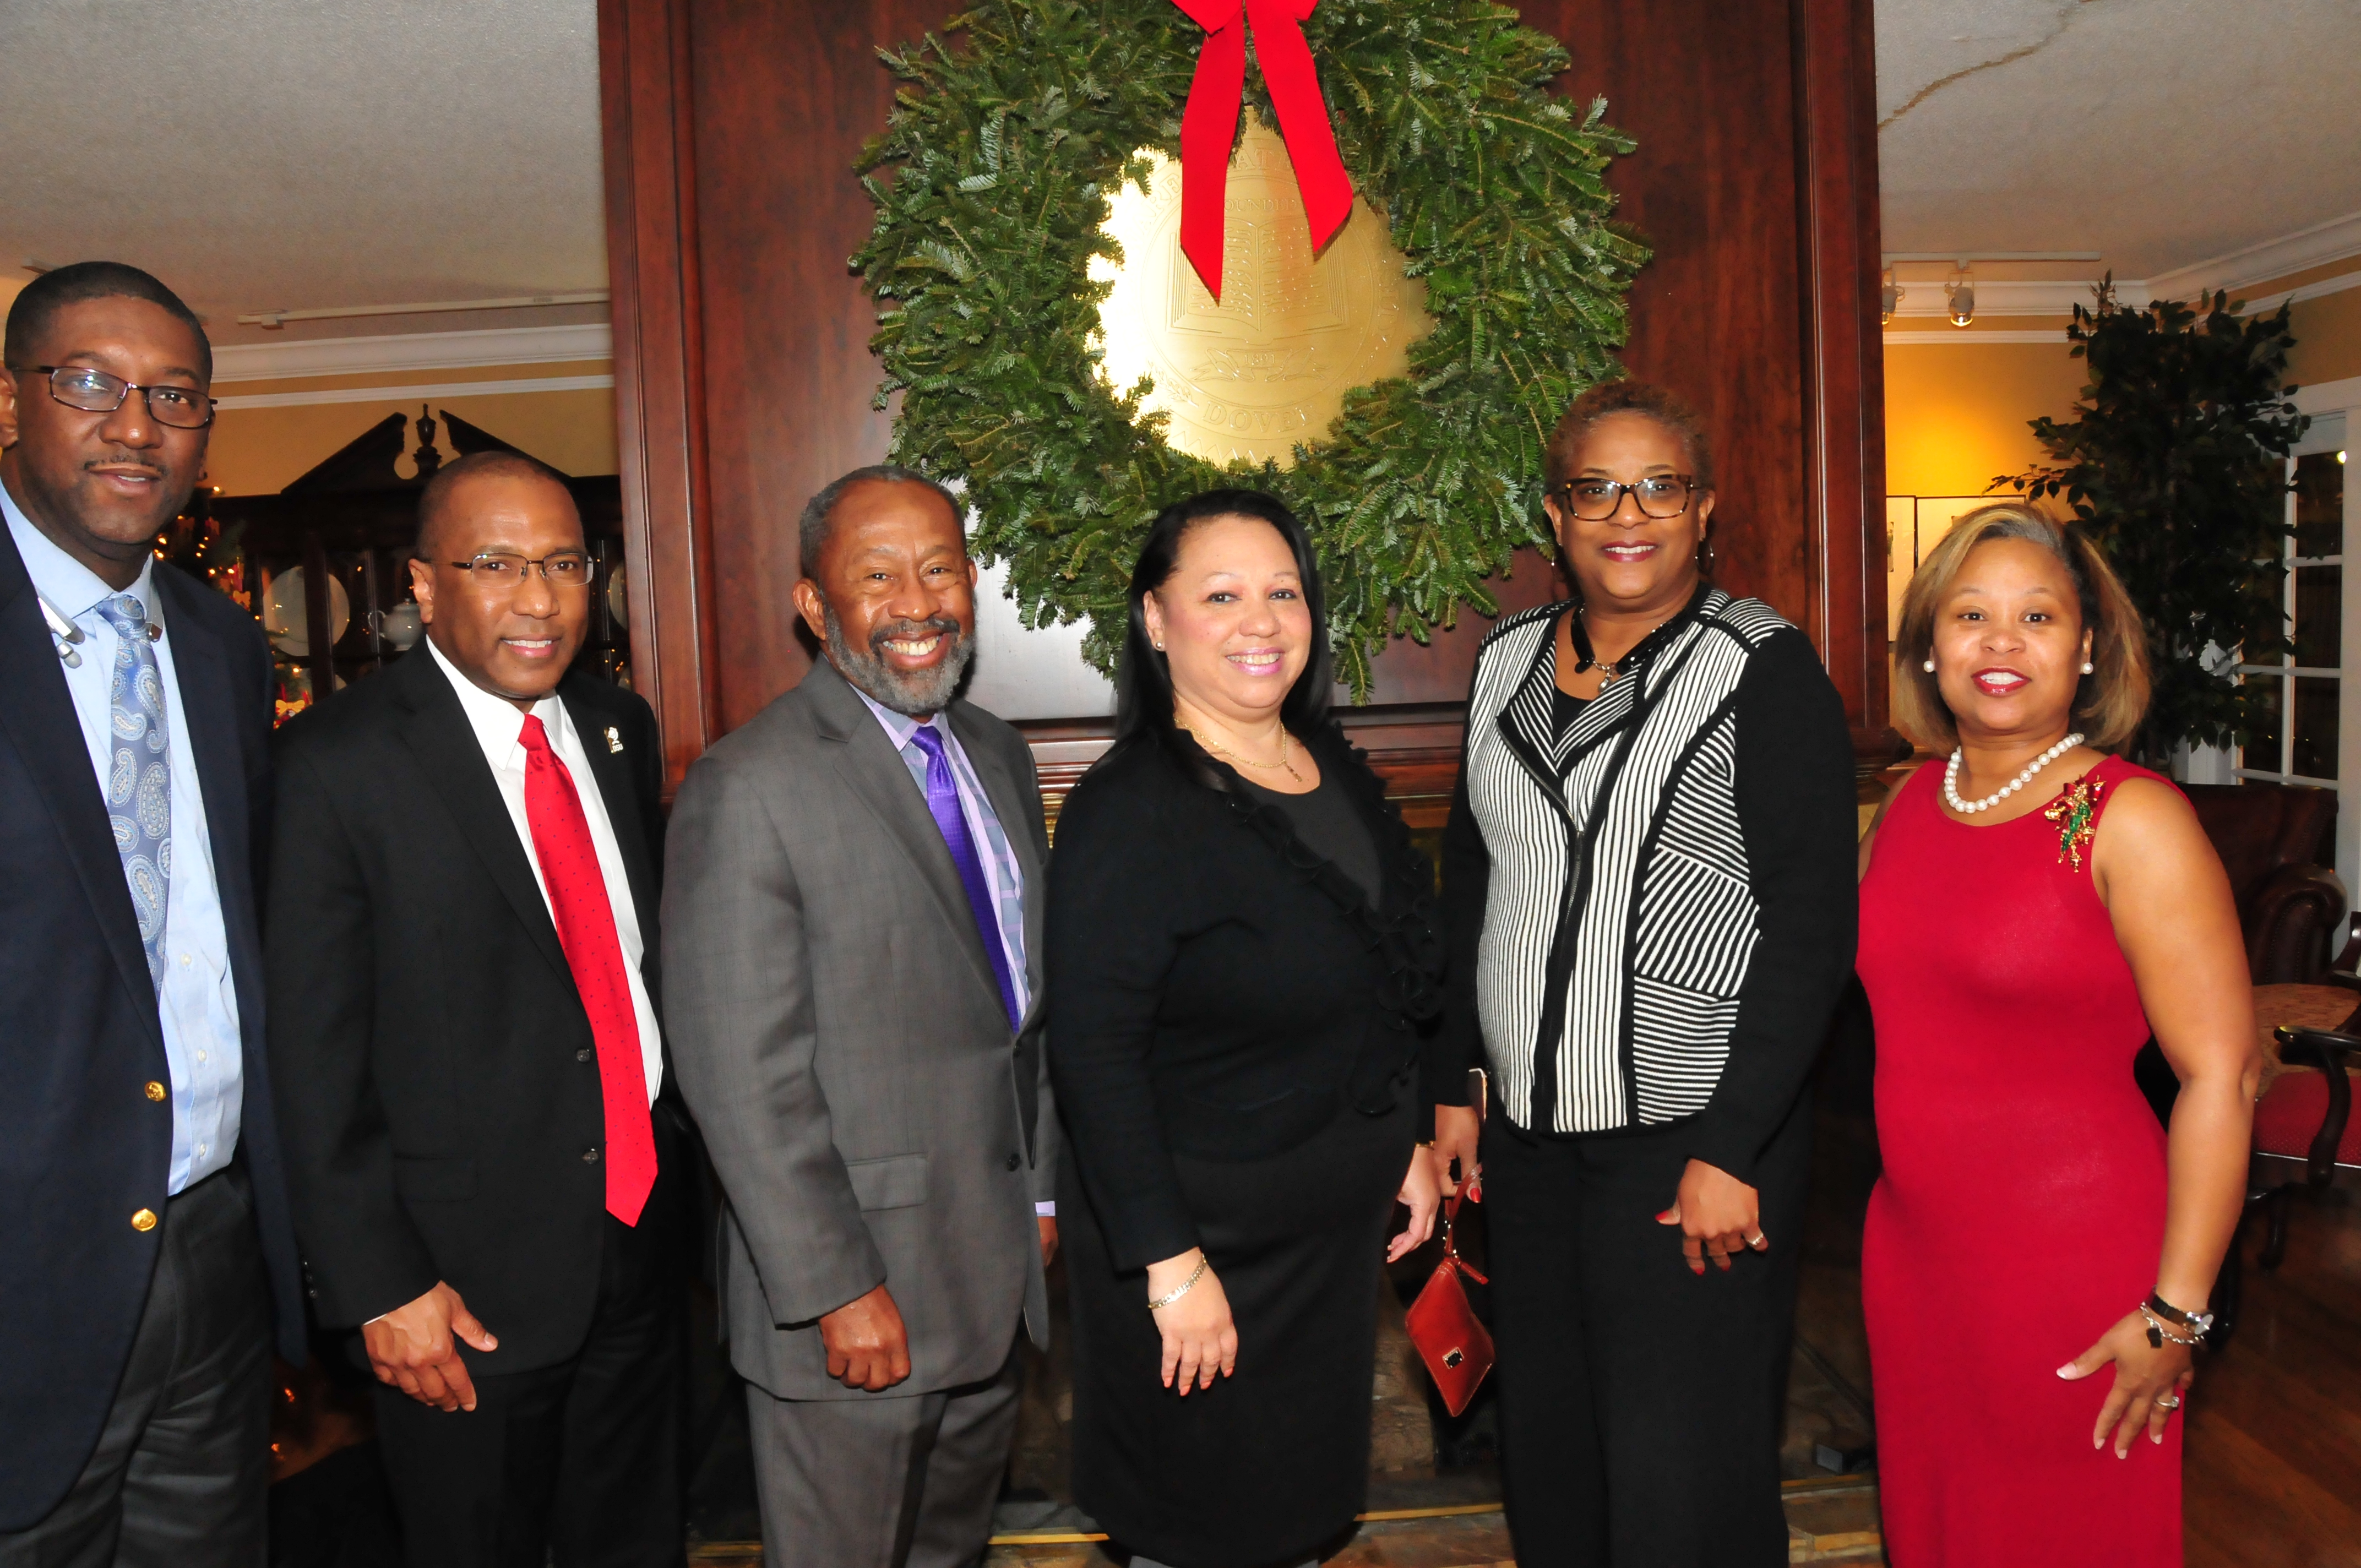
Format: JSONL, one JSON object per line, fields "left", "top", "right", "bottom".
{"left": 518, "top": 715, "right": 657, "bottom": 1226}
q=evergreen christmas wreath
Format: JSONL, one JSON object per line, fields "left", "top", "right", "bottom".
{"left": 854, "top": 0, "right": 1646, "bottom": 694}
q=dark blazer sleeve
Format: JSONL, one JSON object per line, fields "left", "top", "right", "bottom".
{"left": 264, "top": 743, "right": 442, "bottom": 1324}
{"left": 1683, "top": 628, "right": 1860, "bottom": 1183}
{"left": 1045, "top": 770, "right": 1200, "bottom": 1272}
{"left": 1433, "top": 734, "right": 1488, "bottom": 1109}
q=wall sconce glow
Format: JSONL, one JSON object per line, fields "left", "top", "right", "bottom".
{"left": 1880, "top": 268, "right": 1902, "bottom": 325}
{"left": 1945, "top": 266, "right": 1975, "bottom": 328}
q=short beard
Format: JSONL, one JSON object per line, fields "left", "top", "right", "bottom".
{"left": 823, "top": 604, "right": 972, "bottom": 717}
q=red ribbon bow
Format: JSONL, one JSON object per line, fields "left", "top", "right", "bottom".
{"left": 1168, "top": 0, "right": 1354, "bottom": 301}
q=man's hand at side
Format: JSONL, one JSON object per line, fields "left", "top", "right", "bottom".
{"left": 820, "top": 1283, "right": 912, "bottom": 1391}
{"left": 1038, "top": 1216, "right": 1059, "bottom": 1267}
{"left": 364, "top": 1281, "right": 499, "bottom": 1412}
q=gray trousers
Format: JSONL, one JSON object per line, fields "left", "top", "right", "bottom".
{"left": 0, "top": 1166, "right": 274, "bottom": 1568}
{"left": 747, "top": 1338, "right": 1022, "bottom": 1568}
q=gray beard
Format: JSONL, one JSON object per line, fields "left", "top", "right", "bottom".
{"left": 823, "top": 603, "right": 972, "bottom": 717}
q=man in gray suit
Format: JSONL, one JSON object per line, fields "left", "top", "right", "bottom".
{"left": 662, "top": 465, "right": 1057, "bottom": 1568}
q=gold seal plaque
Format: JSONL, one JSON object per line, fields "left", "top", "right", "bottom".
{"left": 1092, "top": 122, "right": 1433, "bottom": 467}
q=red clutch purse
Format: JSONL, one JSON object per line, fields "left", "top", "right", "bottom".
{"left": 1405, "top": 1191, "right": 1494, "bottom": 1417}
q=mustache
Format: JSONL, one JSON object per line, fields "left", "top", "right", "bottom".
{"left": 868, "top": 616, "right": 961, "bottom": 652}
{"left": 83, "top": 449, "right": 172, "bottom": 478}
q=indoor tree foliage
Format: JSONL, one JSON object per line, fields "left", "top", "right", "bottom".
{"left": 2003, "top": 282, "right": 2307, "bottom": 760}
{"left": 852, "top": 0, "right": 1647, "bottom": 695}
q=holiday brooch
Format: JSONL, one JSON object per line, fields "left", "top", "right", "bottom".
{"left": 2042, "top": 776, "right": 2106, "bottom": 872}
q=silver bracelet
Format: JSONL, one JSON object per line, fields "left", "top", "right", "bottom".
{"left": 1147, "top": 1253, "right": 1208, "bottom": 1311}
{"left": 2139, "top": 1307, "right": 2199, "bottom": 1348}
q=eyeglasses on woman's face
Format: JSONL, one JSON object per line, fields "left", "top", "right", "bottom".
{"left": 8, "top": 363, "right": 217, "bottom": 429}
{"left": 1553, "top": 475, "right": 1697, "bottom": 521}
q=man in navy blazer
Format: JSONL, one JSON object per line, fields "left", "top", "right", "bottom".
{"left": 0, "top": 263, "right": 304, "bottom": 1560}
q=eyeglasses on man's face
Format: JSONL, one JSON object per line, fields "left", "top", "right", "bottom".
{"left": 7, "top": 364, "right": 217, "bottom": 430}
{"left": 449, "top": 551, "right": 595, "bottom": 589}
{"left": 1554, "top": 475, "right": 1697, "bottom": 521}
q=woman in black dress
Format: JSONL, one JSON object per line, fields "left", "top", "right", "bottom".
{"left": 1049, "top": 489, "right": 1446, "bottom": 1568}
{"left": 1430, "top": 382, "right": 1859, "bottom": 1565}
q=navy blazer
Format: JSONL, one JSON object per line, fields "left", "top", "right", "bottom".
{"left": 0, "top": 522, "right": 305, "bottom": 1530}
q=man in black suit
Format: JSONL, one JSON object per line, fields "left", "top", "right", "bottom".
{"left": 266, "top": 451, "right": 687, "bottom": 1567}
{"left": 0, "top": 262, "right": 306, "bottom": 1560}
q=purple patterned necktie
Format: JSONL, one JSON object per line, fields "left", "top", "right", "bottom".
{"left": 906, "top": 723, "right": 1020, "bottom": 1030}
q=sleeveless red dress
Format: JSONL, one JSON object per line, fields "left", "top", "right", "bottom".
{"left": 1857, "top": 755, "right": 2179, "bottom": 1567}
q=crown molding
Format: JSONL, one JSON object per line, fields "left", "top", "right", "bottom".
{"left": 1881, "top": 212, "right": 2361, "bottom": 325}
{"left": 1883, "top": 328, "right": 2071, "bottom": 345}
{"left": 1884, "top": 279, "right": 2136, "bottom": 320}
{"left": 210, "top": 323, "right": 613, "bottom": 384}
{"left": 2146, "top": 211, "right": 2361, "bottom": 303}
{"left": 214, "top": 373, "right": 614, "bottom": 411}
{"left": 2292, "top": 375, "right": 2361, "bottom": 417}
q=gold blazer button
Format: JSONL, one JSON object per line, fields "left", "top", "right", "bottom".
{"left": 130, "top": 1208, "right": 159, "bottom": 1232}
{"left": 145, "top": 1081, "right": 167, "bottom": 1102}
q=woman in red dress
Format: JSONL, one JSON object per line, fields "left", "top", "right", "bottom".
{"left": 1857, "top": 504, "right": 2257, "bottom": 1566}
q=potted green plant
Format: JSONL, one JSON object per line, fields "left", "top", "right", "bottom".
{"left": 2001, "top": 281, "right": 2308, "bottom": 764}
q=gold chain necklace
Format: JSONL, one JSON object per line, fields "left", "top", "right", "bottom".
{"left": 1179, "top": 723, "right": 1305, "bottom": 785}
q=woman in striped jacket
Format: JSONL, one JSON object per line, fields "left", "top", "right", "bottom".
{"left": 1431, "top": 381, "right": 1860, "bottom": 1566}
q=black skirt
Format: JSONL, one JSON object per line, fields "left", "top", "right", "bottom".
{"left": 1058, "top": 1093, "right": 1415, "bottom": 1568}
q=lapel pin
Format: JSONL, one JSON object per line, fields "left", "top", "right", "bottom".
{"left": 604, "top": 726, "right": 624, "bottom": 754}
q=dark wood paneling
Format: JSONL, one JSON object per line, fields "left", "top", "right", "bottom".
{"left": 600, "top": 0, "right": 1888, "bottom": 788}
{"left": 601, "top": 0, "right": 721, "bottom": 782}
{"left": 1533, "top": 0, "right": 1811, "bottom": 630}
{"left": 684, "top": 2, "right": 968, "bottom": 735}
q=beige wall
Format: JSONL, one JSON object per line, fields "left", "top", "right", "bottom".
{"left": 1884, "top": 335, "right": 2087, "bottom": 500}
{"left": 2287, "top": 284, "right": 2361, "bottom": 388}
{"left": 202, "top": 360, "right": 618, "bottom": 496}
{"left": 1885, "top": 258, "right": 2361, "bottom": 502}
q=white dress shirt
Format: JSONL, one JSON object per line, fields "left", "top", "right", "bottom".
{"left": 426, "top": 638, "right": 663, "bottom": 1102}
{"left": 6, "top": 484, "right": 243, "bottom": 1195}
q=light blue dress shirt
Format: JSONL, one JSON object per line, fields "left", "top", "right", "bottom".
{"left": 5, "top": 484, "right": 244, "bottom": 1195}
{"left": 853, "top": 687, "right": 1032, "bottom": 1022}
{"left": 853, "top": 687, "right": 1054, "bottom": 1219}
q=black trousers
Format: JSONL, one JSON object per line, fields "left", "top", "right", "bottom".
{"left": 1481, "top": 1095, "right": 1811, "bottom": 1568}
{"left": 372, "top": 1200, "right": 687, "bottom": 1568}
{"left": 0, "top": 1165, "right": 274, "bottom": 1568}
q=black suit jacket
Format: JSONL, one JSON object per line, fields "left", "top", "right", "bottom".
{"left": 265, "top": 648, "right": 674, "bottom": 1371}
{"left": 0, "top": 527, "right": 305, "bottom": 1531}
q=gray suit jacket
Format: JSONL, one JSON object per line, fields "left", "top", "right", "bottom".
{"left": 662, "top": 659, "right": 1056, "bottom": 1400}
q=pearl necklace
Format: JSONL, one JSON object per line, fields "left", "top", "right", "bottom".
{"left": 1945, "top": 733, "right": 2084, "bottom": 815}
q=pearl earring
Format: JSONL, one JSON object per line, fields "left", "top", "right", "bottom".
{"left": 1922, "top": 658, "right": 1936, "bottom": 673}
{"left": 2081, "top": 660, "right": 2095, "bottom": 674}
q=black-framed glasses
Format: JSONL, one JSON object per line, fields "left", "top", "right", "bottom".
{"left": 449, "top": 551, "right": 595, "bottom": 589}
{"left": 8, "top": 364, "right": 216, "bottom": 429}
{"left": 1554, "top": 474, "right": 1697, "bottom": 521}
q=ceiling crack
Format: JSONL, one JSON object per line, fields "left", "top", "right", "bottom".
{"left": 1878, "top": 2, "right": 2093, "bottom": 133}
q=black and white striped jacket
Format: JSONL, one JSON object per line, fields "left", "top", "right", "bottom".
{"left": 1457, "top": 587, "right": 1797, "bottom": 1136}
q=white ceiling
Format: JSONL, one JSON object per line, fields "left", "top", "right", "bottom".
{"left": 1877, "top": 0, "right": 2361, "bottom": 278}
{"left": 2, "top": 1, "right": 2352, "bottom": 358}
{"left": 0, "top": 0, "right": 606, "bottom": 350}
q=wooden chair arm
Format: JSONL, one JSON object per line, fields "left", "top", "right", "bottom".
{"left": 2272, "top": 1026, "right": 2357, "bottom": 1190}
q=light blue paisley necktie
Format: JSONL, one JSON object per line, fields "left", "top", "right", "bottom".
{"left": 96, "top": 594, "right": 171, "bottom": 989}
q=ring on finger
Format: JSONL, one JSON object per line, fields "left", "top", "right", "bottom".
{"left": 2155, "top": 1394, "right": 2180, "bottom": 1411}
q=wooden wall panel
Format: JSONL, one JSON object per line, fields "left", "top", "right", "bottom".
{"left": 600, "top": 0, "right": 1889, "bottom": 791}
